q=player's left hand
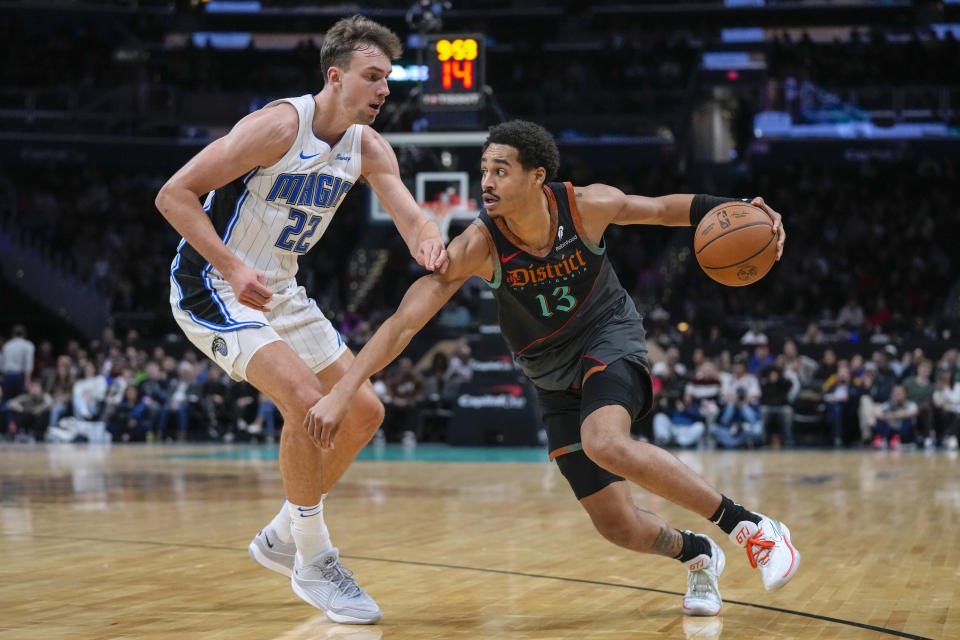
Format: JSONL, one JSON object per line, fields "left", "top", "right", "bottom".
{"left": 303, "top": 386, "right": 351, "bottom": 449}
{"left": 417, "top": 236, "right": 450, "bottom": 274}
{"left": 750, "top": 196, "right": 785, "bottom": 260}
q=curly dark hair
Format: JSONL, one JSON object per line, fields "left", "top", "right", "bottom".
{"left": 483, "top": 120, "right": 560, "bottom": 182}
{"left": 321, "top": 15, "right": 402, "bottom": 76}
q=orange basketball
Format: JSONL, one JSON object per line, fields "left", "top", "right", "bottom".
{"left": 694, "top": 202, "right": 776, "bottom": 287}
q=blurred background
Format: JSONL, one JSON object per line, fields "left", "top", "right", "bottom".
{"left": 2, "top": 0, "right": 959, "bottom": 451}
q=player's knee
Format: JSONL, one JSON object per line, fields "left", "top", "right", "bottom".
{"left": 581, "top": 424, "right": 629, "bottom": 472}
{"left": 287, "top": 386, "right": 324, "bottom": 424}
{"left": 352, "top": 385, "right": 385, "bottom": 435}
{"left": 363, "top": 392, "right": 386, "bottom": 432}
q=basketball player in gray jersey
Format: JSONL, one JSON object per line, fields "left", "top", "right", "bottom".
{"left": 156, "top": 16, "right": 448, "bottom": 624}
{"left": 306, "top": 121, "right": 799, "bottom": 620}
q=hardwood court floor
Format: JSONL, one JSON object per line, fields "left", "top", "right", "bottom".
{"left": 0, "top": 443, "right": 957, "bottom": 640}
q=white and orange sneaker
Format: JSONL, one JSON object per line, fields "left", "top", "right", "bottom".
{"left": 729, "top": 513, "right": 800, "bottom": 591}
{"left": 682, "top": 533, "right": 725, "bottom": 616}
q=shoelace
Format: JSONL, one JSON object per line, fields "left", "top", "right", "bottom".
{"left": 320, "top": 559, "right": 363, "bottom": 598}
{"left": 745, "top": 528, "right": 775, "bottom": 568}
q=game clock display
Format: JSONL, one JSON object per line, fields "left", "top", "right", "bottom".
{"left": 419, "top": 34, "right": 486, "bottom": 111}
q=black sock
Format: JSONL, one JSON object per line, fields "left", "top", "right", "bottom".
{"left": 675, "top": 530, "right": 712, "bottom": 563}
{"left": 709, "top": 495, "right": 761, "bottom": 535}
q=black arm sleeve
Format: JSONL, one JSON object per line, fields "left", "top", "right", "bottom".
{"left": 689, "top": 194, "right": 745, "bottom": 227}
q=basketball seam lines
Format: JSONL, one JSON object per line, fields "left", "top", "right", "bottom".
{"left": 700, "top": 232, "right": 776, "bottom": 270}
{"left": 695, "top": 221, "right": 772, "bottom": 255}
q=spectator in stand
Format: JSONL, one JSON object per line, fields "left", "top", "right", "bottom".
{"left": 34, "top": 340, "right": 57, "bottom": 387}
{"left": 759, "top": 365, "right": 795, "bottom": 447}
{"left": 800, "top": 322, "right": 824, "bottom": 345}
{"left": 6, "top": 380, "right": 53, "bottom": 441}
{"left": 815, "top": 348, "right": 838, "bottom": 385}
{"left": 865, "top": 296, "right": 891, "bottom": 330}
{"left": 418, "top": 351, "right": 454, "bottom": 442}
{"left": 1, "top": 325, "right": 35, "bottom": 400}
{"left": 712, "top": 355, "right": 764, "bottom": 448}
{"left": 384, "top": 357, "right": 424, "bottom": 444}
{"left": 660, "top": 345, "right": 688, "bottom": 379}
{"left": 822, "top": 360, "right": 860, "bottom": 447}
{"left": 246, "top": 393, "right": 279, "bottom": 443}
{"left": 931, "top": 367, "right": 960, "bottom": 451}
{"left": 870, "top": 350, "right": 898, "bottom": 400}
{"left": 156, "top": 361, "right": 202, "bottom": 441}
{"left": 201, "top": 365, "right": 233, "bottom": 441}
{"left": 902, "top": 359, "right": 935, "bottom": 449}
{"left": 106, "top": 385, "right": 152, "bottom": 442}
{"left": 101, "top": 366, "right": 133, "bottom": 423}
{"left": 652, "top": 356, "right": 701, "bottom": 448}
{"left": 138, "top": 361, "right": 169, "bottom": 436}
{"left": 778, "top": 339, "right": 818, "bottom": 388}
{"left": 748, "top": 342, "right": 775, "bottom": 376}
{"left": 45, "top": 355, "right": 75, "bottom": 430}
{"left": 836, "top": 297, "right": 865, "bottom": 331}
{"left": 740, "top": 321, "right": 768, "bottom": 346}
{"left": 887, "top": 345, "right": 909, "bottom": 379}
{"left": 446, "top": 340, "right": 474, "bottom": 386}
{"left": 72, "top": 360, "right": 107, "bottom": 421}
{"left": 683, "top": 360, "right": 724, "bottom": 435}
{"left": 872, "top": 385, "right": 918, "bottom": 450}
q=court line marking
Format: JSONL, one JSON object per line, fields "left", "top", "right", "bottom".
{"left": 4, "top": 533, "right": 932, "bottom": 640}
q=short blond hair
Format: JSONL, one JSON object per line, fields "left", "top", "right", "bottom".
{"left": 321, "top": 15, "right": 402, "bottom": 76}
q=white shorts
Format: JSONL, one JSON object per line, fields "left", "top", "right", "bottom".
{"left": 169, "top": 271, "right": 347, "bottom": 382}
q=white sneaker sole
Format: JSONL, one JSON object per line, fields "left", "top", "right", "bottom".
{"left": 247, "top": 540, "right": 293, "bottom": 578}
{"left": 290, "top": 577, "right": 382, "bottom": 625}
{"left": 765, "top": 522, "right": 800, "bottom": 591}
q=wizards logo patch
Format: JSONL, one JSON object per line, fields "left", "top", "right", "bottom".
{"left": 212, "top": 336, "right": 228, "bottom": 358}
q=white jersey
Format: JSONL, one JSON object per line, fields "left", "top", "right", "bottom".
{"left": 174, "top": 94, "right": 363, "bottom": 292}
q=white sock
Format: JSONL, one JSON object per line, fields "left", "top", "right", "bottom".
{"left": 269, "top": 500, "right": 293, "bottom": 543}
{"left": 286, "top": 496, "right": 332, "bottom": 564}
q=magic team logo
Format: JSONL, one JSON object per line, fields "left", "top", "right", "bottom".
{"left": 504, "top": 249, "right": 587, "bottom": 288}
{"left": 211, "top": 336, "right": 228, "bottom": 358}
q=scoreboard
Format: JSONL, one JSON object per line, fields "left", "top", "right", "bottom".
{"left": 419, "top": 34, "right": 486, "bottom": 111}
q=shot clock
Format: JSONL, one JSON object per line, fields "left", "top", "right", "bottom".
{"left": 419, "top": 34, "right": 486, "bottom": 111}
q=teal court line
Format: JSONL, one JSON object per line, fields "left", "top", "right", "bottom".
{"left": 172, "top": 443, "right": 550, "bottom": 463}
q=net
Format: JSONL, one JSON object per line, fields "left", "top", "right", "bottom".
{"left": 369, "top": 131, "right": 486, "bottom": 241}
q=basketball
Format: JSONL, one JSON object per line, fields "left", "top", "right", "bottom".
{"left": 694, "top": 202, "right": 777, "bottom": 287}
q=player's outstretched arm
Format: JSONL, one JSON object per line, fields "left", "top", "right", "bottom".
{"left": 155, "top": 104, "right": 299, "bottom": 310}
{"left": 362, "top": 129, "right": 449, "bottom": 273}
{"left": 574, "top": 185, "right": 785, "bottom": 260}
{"left": 304, "top": 224, "right": 493, "bottom": 448}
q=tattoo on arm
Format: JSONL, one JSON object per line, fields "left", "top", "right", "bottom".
{"left": 576, "top": 191, "right": 583, "bottom": 198}
{"left": 650, "top": 526, "right": 683, "bottom": 558}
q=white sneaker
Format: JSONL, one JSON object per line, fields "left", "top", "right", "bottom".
{"left": 682, "top": 533, "right": 725, "bottom": 616}
{"left": 292, "top": 548, "right": 382, "bottom": 624}
{"left": 924, "top": 437, "right": 936, "bottom": 451}
{"left": 946, "top": 435, "right": 959, "bottom": 451}
{"left": 248, "top": 526, "right": 295, "bottom": 577}
{"left": 729, "top": 513, "right": 800, "bottom": 591}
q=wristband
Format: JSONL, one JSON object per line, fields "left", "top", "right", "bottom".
{"left": 690, "top": 194, "right": 744, "bottom": 227}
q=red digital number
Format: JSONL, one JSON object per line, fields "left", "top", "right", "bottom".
{"left": 442, "top": 60, "right": 474, "bottom": 90}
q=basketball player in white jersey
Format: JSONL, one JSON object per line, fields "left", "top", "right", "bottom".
{"left": 156, "top": 16, "right": 447, "bottom": 624}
